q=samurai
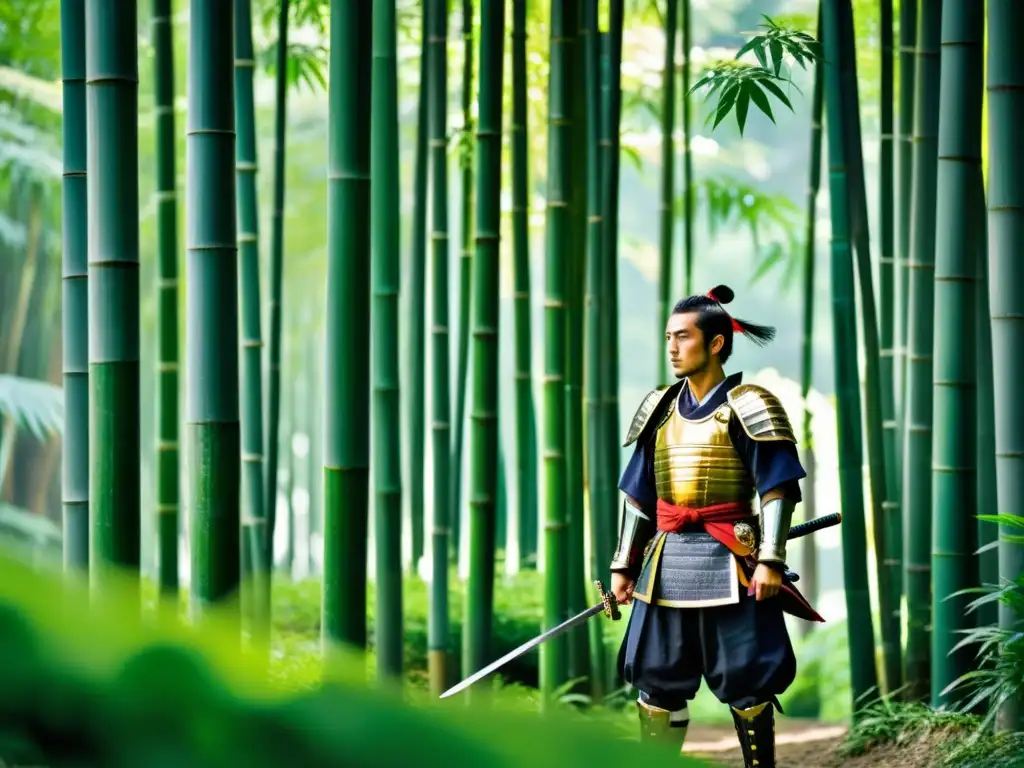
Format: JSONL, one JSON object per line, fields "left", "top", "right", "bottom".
{"left": 609, "top": 285, "right": 823, "bottom": 767}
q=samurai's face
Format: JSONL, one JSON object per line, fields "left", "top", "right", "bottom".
{"left": 665, "top": 311, "right": 723, "bottom": 379}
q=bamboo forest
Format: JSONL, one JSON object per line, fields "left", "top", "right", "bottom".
{"left": 1, "top": 0, "right": 1023, "bottom": 765}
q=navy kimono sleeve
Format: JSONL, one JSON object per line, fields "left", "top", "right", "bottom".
{"left": 728, "top": 420, "right": 807, "bottom": 503}
{"left": 618, "top": 432, "right": 658, "bottom": 513}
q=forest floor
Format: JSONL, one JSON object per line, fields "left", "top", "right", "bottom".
{"left": 683, "top": 718, "right": 960, "bottom": 767}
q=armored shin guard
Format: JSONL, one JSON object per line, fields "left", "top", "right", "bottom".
{"left": 730, "top": 701, "right": 775, "bottom": 767}
{"left": 636, "top": 697, "right": 689, "bottom": 752}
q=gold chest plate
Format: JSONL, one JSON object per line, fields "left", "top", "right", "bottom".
{"left": 653, "top": 397, "right": 755, "bottom": 508}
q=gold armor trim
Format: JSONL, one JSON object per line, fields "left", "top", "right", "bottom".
{"left": 652, "top": 396, "right": 755, "bottom": 508}
{"left": 733, "top": 522, "right": 756, "bottom": 549}
{"left": 623, "top": 386, "right": 676, "bottom": 447}
{"left": 727, "top": 383, "right": 797, "bottom": 443}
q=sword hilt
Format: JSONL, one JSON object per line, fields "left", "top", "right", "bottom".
{"left": 595, "top": 580, "right": 622, "bottom": 621}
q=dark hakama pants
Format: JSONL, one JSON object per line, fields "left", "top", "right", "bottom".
{"left": 618, "top": 590, "right": 797, "bottom": 712}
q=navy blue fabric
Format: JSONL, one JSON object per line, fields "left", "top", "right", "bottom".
{"left": 618, "top": 592, "right": 797, "bottom": 710}
{"left": 618, "top": 372, "right": 806, "bottom": 510}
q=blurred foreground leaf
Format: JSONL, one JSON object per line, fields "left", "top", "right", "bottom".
{"left": 0, "top": 554, "right": 709, "bottom": 767}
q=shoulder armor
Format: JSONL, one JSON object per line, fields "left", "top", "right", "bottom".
{"left": 726, "top": 383, "right": 797, "bottom": 443}
{"left": 623, "top": 387, "right": 675, "bottom": 447}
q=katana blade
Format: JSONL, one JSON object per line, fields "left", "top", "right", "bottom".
{"left": 439, "top": 581, "right": 620, "bottom": 699}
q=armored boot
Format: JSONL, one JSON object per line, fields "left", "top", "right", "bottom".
{"left": 637, "top": 698, "right": 689, "bottom": 753}
{"left": 730, "top": 701, "right": 775, "bottom": 767}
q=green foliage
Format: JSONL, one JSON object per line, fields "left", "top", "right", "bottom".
{"left": 256, "top": 40, "right": 328, "bottom": 92}
{"left": 939, "top": 514, "right": 1024, "bottom": 732}
{"left": 841, "top": 694, "right": 1024, "bottom": 767}
{"left": 690, "top": 15, "right": 821, "bottom": 135}
{"left": 685, "top": 174, "right": 802, "bottom": 286}
{"left": 840, "top": 695, "right": 976, "bottom": 757}
{"left": 0, "top": 374, "right": 62, "bottom": 441}
{"left": 0, "top": 503, "right": 61, "bottom": 567}
{"left": 268, "top": 569, "right": 618, "bottom": 692}
{"left": 0, "top": 554, "right": 709, "bottom": 767}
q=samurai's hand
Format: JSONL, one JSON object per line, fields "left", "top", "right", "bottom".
{"left": 610, "top": 572, "right": 635, "bottom": 605}
{"left": 752, "top": 563, "right": 782, "bottom": 601}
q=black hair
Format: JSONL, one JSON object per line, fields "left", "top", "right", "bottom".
{"left": 670, "top": 284, "right": 776, "bottom": 365}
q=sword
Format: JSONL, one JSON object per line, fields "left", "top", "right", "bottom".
{"left": 438, "top": 580, "right": 621, "bottom": 700}
{"left": 438, "top": 511, "right": 843, "bottom": 699}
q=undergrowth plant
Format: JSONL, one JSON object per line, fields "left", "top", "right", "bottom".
{"left": 940, "top": 514, "right": 1024, "bottom": 729}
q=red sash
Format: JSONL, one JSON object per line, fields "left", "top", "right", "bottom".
{"left": 655, "top": 498, "right": 825, "bottom": 623}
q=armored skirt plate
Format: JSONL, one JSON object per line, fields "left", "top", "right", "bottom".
{"left": 632, "top": 531, "right": 740, "bottom": 608}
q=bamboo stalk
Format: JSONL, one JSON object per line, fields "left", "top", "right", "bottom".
{"left": 986, "top": 0, "right": 1024, "bottom": 732}
{"left": 657, "top": 0, "right": 677, "bottom": 387}
{"left": 371, "top": 0, "right": 404, "bottom": 681}
{"left": 903, "top": 0, "right": 942, "bottom": 701}
{"left": 264, "top": 0, "right": 291, "bottom": 569}
{"left": 186, "top": 0, "right": 241, "bottom": 622}
{"left": 407, "top": 7, "right": 428, "bottom": 576}
{"left": 583, "top": 0, "right": 609, "bottom": 700}
{"left": 234, "top": 0, "right": 268, "bottom": 631}
{"left": 322, "top": 0, "right": 372, "bottom": 652}
{"left": 822, "top": 0, "right": 880, "bottom": 712}
{"left": 426, "top": 0, "right": 452, "bottom": 695}
{"left": 451, "top": 0, "right": 476, "bottom": 567}
{"left": 511, "top": 0, "right": 539, "bottom": 571}
{"left": 541, "top": 0, "right": 571, "bottom": 701}
{"left": 87, "top": 0, "right": 142, "bottom": 593}
{"left": 61, "top": 0, "right": 89, "bottom": 574}
{"left": 464, "top": 0, "right": 505, "bottom": 685}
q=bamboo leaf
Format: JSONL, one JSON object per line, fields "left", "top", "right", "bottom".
{"left": 0, "top": 503, "right": 61, "bottom": 546}
{"left": 0, "top": 66, "right": 62, "bottom": 113}
{"left": 711, "top": 84, "right": 740, "bottom": 129}
{"left": 760, "top": 78, "right": 795, "bottom": 112}
{"left": 735, "top": 83, "right": 751, "bottom": 135}
{"left": 748, "top": 84, "right": 776, "bottom": 124}
{"left": 768, "top": 38, "right": 784, "bottom": 75}
{"left": 977, "top": 513, "right": 1024, "bottom": 528}
{"left": 0, "top": 375, "right": 63, "bottom": 441}
{"left": 619, "top": 142, "right": 644, "bottom": 172}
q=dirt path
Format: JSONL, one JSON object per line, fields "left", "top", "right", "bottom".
{"left": 683, "top": 720, "right": 953, "bottom": 767}
{"left": 684, "top": 719, "right": 848, "bottom": 767}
